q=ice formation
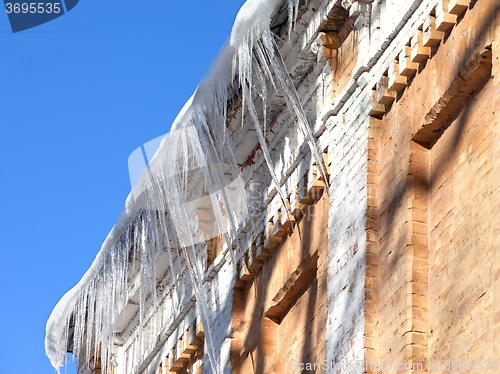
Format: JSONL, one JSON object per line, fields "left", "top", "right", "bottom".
{"left": 45, "top": 0, "right": 328, "bottom": 373}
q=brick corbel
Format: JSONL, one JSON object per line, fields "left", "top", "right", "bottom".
{"left": 413, "top": 48, "right": 492, "bottom": 148}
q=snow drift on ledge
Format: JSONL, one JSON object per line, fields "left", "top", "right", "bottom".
{"left": 45, "top": 0, "right": 329, "bottom": 373}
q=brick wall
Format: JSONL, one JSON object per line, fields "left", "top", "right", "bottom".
{"left": 106, "top": 2, "right": 500, "bottom": 374}
{"left": 427, "top": 61, "right": 498, "bottom": 366}
{"left": 372, "top": 0, "right": 500, "bottom": 371}
{"left": 328, "top": 19, "right": 359, "bottom": 100}
{"left": 326, "top": 111, "right": 369, "bottom": 373}
{"left": 230, "top": 194, "right": 329, "bottom": 374}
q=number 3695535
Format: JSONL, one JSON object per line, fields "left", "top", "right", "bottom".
{"left": 5, "top": 3, "right": 62, "bottom": 14}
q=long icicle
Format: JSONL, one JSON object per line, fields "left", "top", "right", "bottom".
{"left": 258, "top": 32, "right": 330, "bottom": 191}
{"left": 47, "top": 2, "right": 328, "bottom": 374}
{"left": 242, "top": 83, "right": 294, "bottom": 226}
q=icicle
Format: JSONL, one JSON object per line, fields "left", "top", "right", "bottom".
{"left": 242, "top": 83, "right": 294, "bottom": 225}
{"left": 258, "top": 30, "right": 330, "bottom": 190}
{"left": 287, "top": 0, "right": 299, "bottom": 39}
{"left": 46, "top": 2, "right": 331, "bottom": 374}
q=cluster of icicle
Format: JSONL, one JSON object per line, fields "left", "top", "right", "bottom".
{"left": 45, "top": 0, "right": 329, "bottom": 373}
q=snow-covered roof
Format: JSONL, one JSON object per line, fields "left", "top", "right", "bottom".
{"left": 45, "top": 1, "right": 292, "bottom": 371}
{"left": 45, "top": 0, "right": 343, "bottom": 373}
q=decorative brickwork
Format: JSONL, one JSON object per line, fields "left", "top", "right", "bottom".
{"left": 372, "top": 1, "right": 499, "bottom": 372}
{"left": 66, "top": 2, "right": 500, "bottom": 374}
{"left": 231, "top": 193, "right": 329, "bottom": 374}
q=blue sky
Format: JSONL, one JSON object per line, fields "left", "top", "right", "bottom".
{"left": 0, "top": 1, "right": 245, "bottom": 372}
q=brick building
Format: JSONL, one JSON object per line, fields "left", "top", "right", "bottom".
{"left": 47, "top": 0, "right": 500, "bottom": 373}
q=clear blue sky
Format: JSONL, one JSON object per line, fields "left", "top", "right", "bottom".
{"left": 0, "top": 1, "right": 245, "bottom": 372}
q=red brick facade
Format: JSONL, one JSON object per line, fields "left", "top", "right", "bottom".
{"left": 229, "top": 1, "right": 500, "bottom": 373}
{"left": 369, "top": 0, "right": 500, "bottom": 371}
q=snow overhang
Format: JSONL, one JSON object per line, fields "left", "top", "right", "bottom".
{"left": 46, "top": 1, "right": 352, "bottom": 373}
